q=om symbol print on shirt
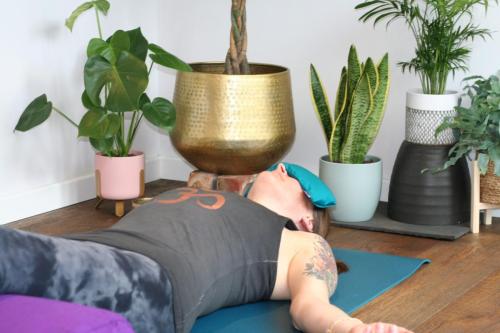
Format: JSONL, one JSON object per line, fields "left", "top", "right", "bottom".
{"left": 155, "top": 188, "right": 226, "bottom": 210}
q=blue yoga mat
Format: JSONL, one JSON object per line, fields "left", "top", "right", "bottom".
{"left": 192, "top": 248, "right": 430, "bottom": 333}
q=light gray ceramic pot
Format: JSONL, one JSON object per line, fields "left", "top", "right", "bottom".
{"left": 319, "top": 155, "right": 382, "bottom": 222}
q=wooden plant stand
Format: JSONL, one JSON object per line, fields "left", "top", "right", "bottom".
{"left": 95, "top": 170, "right": 145, "bottom": 217}
{"left": 471, "top": 161, "right": 500, "bottom": 233}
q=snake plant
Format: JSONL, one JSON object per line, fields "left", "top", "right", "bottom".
{"left": 310, "top": 45, "right": 390, "bottom": 164}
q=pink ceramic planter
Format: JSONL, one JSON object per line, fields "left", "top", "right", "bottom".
{"left": 95, "top": 151, "right": 145, "bottom": 200}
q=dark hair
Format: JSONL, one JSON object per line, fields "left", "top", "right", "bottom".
{"left": 312, "top": 207, "right": 349, "bottom": 274}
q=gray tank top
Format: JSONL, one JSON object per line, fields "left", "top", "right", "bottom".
{"left": 66, "top": 188, "right": 293, "bottom": 333}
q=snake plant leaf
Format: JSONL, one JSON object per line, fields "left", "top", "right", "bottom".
{"left": 84, "top": 52, "right": 148, "bottom": 112}
{"left": 330, "top": 68, "right": 349, "bottom": 162}
{"left": 347, "top": 45, "right": 362, "bottom": 99}
{"left": 78, "top": 110, "right": 120, "bottom": 139}
{"left": 148, "top": 44, "right": 192, "bottom": 72}
{"left": 357, "top": 53, "right": 390, "bottom": 160}
{"left": 310, "top": 64, "right": 333, "bottom": 146}
{"left": 364, "top": 58, "right": 379, "bottom": 95}
{"left": 14, "top": 94, "right": 53, "bottom": 132}
{"left": 126, "top": 28, "right": 149, "bottom": 61}
{"left": 341, "top": 70, "right": 373, "bottom": 163}
{"left": 334, "top": 67, "right": 348, "bottom": 120}
{"left": 65, "top": 0, "right": 110, "bottom": 31}
{"left": 90, "top": 137, "right": 114, "bottom": 154}
{"left": 141, "top": 97, "right": 176, "bottom": 133}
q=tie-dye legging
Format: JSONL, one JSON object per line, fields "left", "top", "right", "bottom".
{"left": 0, "top": 226, "right": 175, "bottom": 333}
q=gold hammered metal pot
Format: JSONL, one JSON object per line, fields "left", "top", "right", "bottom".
{"left": 171, "top": 63, "right": 296, "bottom": 175}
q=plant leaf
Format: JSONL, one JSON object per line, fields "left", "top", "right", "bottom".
{"left": 139, "top": 93, "right": 151, "bottom": 108}
{"left": 84, "top": 52, "right": 148, "bottom": 112}
{"left": 148, "top": 44, "right": 192, "bottom": 72}
{"left": 310, "top": 64, "right": 333, "bottom": 154}
{"left": 126, "top": 28, "right": 149, "bottom": 61}
{"left": 478, "top": 153, "right": 490, "bottom": 174}
{"left": 341, "top": 70, "right": 373, "bottom": 163}
{"left": 87, "top": 38, "right": 108, "bottom": 58}
{"left": 65, "top": 2, "right": 94, "bottom": 31}
{"left": 93, "top": 0, "right": 110, "bottom": 14}
{"left": 14, "top": 94, "right": 53, "bottom": 132}
{"left": 90, "top": 137, "right": 114, "bottom": 154}
{"left": 78, "top": 110, "right": 120, "bottom": 139}
{"left": 331, "top": 67, "right": 349, "bottom": 162}
{"left": 141, "top": 97, "right": 176, "bottom": 133}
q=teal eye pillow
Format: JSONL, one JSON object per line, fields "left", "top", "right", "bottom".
{"left": 268, "top": 163, "right": 336, "bottom": 208}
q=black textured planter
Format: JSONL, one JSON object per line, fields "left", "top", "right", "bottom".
{"left": 388, "top": 141, "right": 470, "bottom": 225}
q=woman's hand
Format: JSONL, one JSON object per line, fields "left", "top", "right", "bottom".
{"left": 349, "top": 322, "right": 414, "bottom": 333}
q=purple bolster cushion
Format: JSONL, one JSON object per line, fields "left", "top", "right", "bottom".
{"left": 0, "top": 295, "right": 135, "bottom": 333}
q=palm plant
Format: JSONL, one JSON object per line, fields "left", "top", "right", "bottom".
{"left": 355, "top": 0, "right": 497, "bottom": 94}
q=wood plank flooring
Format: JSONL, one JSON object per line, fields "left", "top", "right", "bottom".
{"left": 7, "top": 179, "right": 500, "bottom": 333}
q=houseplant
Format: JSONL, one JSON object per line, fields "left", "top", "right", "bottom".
{"left": 436, "top": 73, "right": 500, "bottom": 204}
{"left": 355, "top": 0, "right": 495, "bottom": 224}
{"left": 171, "top": 0, "right": 295, "bottom": 175}
{"left": 14, "top": 0, "right": 191, "bottom": 201}
{"left": 355, "top": 0, "right": 496, "bottom": 144}
{"left": 311, "top": 46, "right": 390, "bottom": 222}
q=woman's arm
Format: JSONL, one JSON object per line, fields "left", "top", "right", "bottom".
{"left": 288, "top": 234, "right": 413, "bottom": 333}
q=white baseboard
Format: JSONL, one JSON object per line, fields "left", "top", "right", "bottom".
{"left": 2, "top": 157, "right": 497, "bottom": 225}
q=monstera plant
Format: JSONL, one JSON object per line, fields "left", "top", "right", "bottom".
{"left": 14, "top": 0, "right": 191, "bottom": 209}
{"left": 311, "top": 45, "right": 391, "bottom": 222}
{"left": 15, "top": 0, "right": 191, "bottom": 157}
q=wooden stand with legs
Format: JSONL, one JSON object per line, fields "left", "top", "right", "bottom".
{"left": 95, "top": 170, "right": 145, "bottom": 217}
{"left": 471, "top": 161, "right": 500, "bottom": 233}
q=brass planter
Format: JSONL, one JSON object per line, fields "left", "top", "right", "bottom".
{"left": 171, "top": 63, "right": 295, "bottom": 175}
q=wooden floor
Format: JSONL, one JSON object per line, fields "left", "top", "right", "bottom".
{"left": 7, "top": 180, "right": 500, "bottom": 333}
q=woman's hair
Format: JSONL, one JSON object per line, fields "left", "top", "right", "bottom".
{"left": 312, "top": 207, "right": 349, "bottom": 274}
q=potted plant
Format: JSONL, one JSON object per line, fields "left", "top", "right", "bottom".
{"left": 14, "top": 0, "right": 191, "bottom": 204}
{"left": 355, "top": 0, "right": 496, "bottom": 145}
{"left": 171, "top": 0, "right": 295, "bottom": 175}
{"left": 311, "top": 46, "right": 390, "bottom": 222}
{"left": 355, "top": 0, "right": 495, "bottom": 225}
{"left": 436, "top": 73, "right": 500, "bottom": 204}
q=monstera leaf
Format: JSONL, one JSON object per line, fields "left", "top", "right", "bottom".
{"left": 149, "top": 44, "right": 192, "bottom": 72}
{"left": 141, "top": 97, "right": 176, "bottom": 133}
{"left": 78, "top": 110, "right": 120, "bottom": 139}
{"left": 65, "top": 0, "right": 110, "bottom": 31}
{"left": 84, "top": 51, "right": 148, "bottom": 112}
{"left": 14, "top": 94, "right": 53, "bottom": 132}
{"left": 126, "top": 28, "right": 149, "bottom": 61}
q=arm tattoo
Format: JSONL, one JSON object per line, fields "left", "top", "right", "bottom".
{"left": 303, "top": 236, "right": 338, "bottom": 295}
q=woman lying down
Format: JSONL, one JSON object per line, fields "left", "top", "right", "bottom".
{"left": 0, "top": 163, "right": 413, "bottom": 333}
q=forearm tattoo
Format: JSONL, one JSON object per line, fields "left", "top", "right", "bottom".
{"left": 303, "top": 236, "right": 338, "bottom": 295}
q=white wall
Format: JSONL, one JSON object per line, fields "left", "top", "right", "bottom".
{"left": 0, "top": 0, "right": 169, "bottom": 223}
{"left": 159, "top": 0, "right": 500, "bottom": 211}
{"left": 1, "top": 0, "right": 499, "bottom": 224}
